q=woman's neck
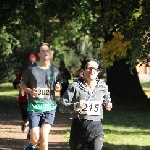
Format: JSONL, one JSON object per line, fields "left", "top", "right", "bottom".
{"left": 84, "top": 79, "right": 97, "bottom": 91}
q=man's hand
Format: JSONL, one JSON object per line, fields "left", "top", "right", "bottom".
{"left": 105, "top": 100, "right": 112, "bottom": 111}
{"left": 55, "top": 82, "right": 62, "bottom": 92}
{"left": 29, "top": 88, "right": 39, "bottom": 98}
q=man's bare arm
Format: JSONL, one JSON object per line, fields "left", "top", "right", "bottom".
{"left": 19, "top": 83, "right": 38, "bottom": 98}
{"left": 19, "top": 83, "right": 32, "bottom": 94}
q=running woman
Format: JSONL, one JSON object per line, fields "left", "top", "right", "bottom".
{"left": 60, "top": 58, "right": 112, "bottom": 150}
{"left": 19, "top": 43, "right": 62, "bottom": 150}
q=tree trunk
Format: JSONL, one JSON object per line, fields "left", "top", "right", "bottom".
{"left": 106, "top": 58, "right": 150, "bottom": 110}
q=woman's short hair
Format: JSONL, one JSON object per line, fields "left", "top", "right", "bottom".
{"left": 80, "top": 58, "right": 100, "bottom": 70}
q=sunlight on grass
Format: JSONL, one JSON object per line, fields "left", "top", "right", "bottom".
{"left": 0, "top": 82, "right": 18, "bottom": 96}
{"left": 104, "top": 125, "right": 150, "bottom": 146}
{"left": 0, "top": 91, "right": 18, "bottom": 96}
{"left": 140, "top": 81, "right": 150, "bottom": 98}
{"left": 0, "top": 83, "right": 13, "bottom": 86}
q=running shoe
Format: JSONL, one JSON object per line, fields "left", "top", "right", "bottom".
{"left": 21, "top": 124, "right": 28, "bottom": 133}
{"left": 24, "top": 145, "right": 34, "bottom": 150}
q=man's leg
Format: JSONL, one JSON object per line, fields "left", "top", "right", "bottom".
{"left": 30, "top": 127, "right": 40, "bottom": 145}
{"left": 24, "top": 112, "right": 41, "bottom": 149}
{"left": 39, "top": 110, "right": 55, "bottom": 150}
{"left": 24, "top": 127, "right": 40, "bottom": 150}
{"left": 40, "top": 123, "right": 51, "bottom": 150}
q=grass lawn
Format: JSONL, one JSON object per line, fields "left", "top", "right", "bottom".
{"left": 102, "top": 110, "right": 150, "bottom": 150}
{"left": 0, "top": 83, "right": 18, "bottom": 99}
{"left": 0, "top": 83, "right": 19, "bottom": 113}
{"left": 140, "top": 81, "right": 150, "bottom": 98}
{"left": 0, "top": 82, "right": 150, "bottom": 150}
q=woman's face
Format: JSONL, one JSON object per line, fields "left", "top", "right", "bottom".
{"left": 84, "top": 61, "right": 100, "bottom": 81}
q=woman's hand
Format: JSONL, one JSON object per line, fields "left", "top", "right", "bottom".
{"left": 105, "top": 101, "right": 112, "bottom": 111}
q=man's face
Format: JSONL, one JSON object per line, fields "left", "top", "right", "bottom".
{"left": 38, "top": 45, "right": 51, "bottom": 60}
{"left": 84, "top": 61, "right": 100, "bottom": 81}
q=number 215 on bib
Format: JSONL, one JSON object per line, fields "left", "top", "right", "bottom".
{"left": 80, "top": 101, "right": 101, "bottom": 115}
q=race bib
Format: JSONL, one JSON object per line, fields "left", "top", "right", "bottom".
{"left": 80, "top": 101, "right": 101, "bottom": 115}
{"left": 38, "top": 88, "right": 50, "bottom": 98}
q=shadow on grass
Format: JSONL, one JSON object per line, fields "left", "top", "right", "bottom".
{"left": 0, "top": 137, "right": 149, "bottom": 150}
{"left": 48, "top": 142, "right": 69, "bottom": 150}
{"left": 0, "top": 96, "right": 21, "bottom": 126}
{"left": 0, "top": 138, "right": 70, "bottom": 150}
{"left": 103, "top": 109, "right": 150, "bottom": 129}
{"left": 0, "top": 138, "right": 28, "bottom": 150}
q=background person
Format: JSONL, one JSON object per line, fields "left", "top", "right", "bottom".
{"left": 59, "top": 60, "right": 71, "bottom": 97}
{"left": 13, "top": 54, "right": 37, "bottom": 133}
{"left": 75, "top": 68, "right": 84, "bottom": 78}
{"left": 60, "top": 58, "right": 112, "bottom": 150}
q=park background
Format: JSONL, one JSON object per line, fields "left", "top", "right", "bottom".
{"left": 0, "top": 0, "right": 150, "bottom": 149}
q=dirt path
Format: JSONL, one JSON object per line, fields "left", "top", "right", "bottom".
{"left": 0, "top": 99, "right": 72, "bottom": 150}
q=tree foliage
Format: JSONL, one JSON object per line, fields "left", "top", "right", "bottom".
{"left": 96, "top": 0, "right": 150, "bottom": 67}
{"left": 0, "top": 0, "right": 150, "bottom": 82}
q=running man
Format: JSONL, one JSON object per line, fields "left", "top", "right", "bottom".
{"left": 19, "top": 43, "right": 62, "bottom": 150}
{"left": 60, "top": 58, "right": 112, "bottom": 150}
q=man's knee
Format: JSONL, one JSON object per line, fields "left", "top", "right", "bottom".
{"left": 30, "top": 136, "right": 40, "bottom": 145}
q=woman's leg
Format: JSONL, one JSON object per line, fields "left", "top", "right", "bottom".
{"left": 69, "top": 119, "right": 86, "bottom": 150}
{"left": 87, "top": 134, "right": 104, "bottom": 150}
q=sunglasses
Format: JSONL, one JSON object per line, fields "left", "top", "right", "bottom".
{"left": 85, "top": 67, "right": 100, "bottom": 72}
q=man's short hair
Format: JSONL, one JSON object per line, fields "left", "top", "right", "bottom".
{"left": 38, "top": 42, "right": 51, "bottom": 51}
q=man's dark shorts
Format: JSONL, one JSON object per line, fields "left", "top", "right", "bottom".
{"left": 28, "top": 110, "right": 55, "bottom": 128}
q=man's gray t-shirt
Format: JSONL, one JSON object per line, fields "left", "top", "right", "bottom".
{"left": 21, "top": 62, "right": 62, "bottom": 112}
